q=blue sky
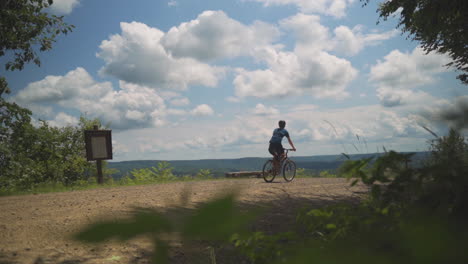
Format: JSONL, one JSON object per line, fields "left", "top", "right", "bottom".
{"left": 3, "top": 0, "right": 467, "bottom": 161}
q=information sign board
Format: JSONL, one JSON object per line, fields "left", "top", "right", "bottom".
{"left": 84, "top": 130, "right": 112, "bottom": 161}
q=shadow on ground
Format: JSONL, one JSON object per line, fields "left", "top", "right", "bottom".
{"left": 1, "top": 188, "right": 364, "bottom": 264}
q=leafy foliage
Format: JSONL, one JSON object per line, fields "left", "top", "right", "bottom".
{"left": 195, "top": 168, "right": 213, "bottom": 179}
{"left": 231, "top": 231, "right": 297, "bottom": 264}
{"left": 232, "top": 128, "right": 468, "bottom": 263}
{"left": 129, "top": 161, "right": 177, "bottom": 183}
{"left": 0, "top": 114, "right": 111, "bottom": 192}
{"left": 0, "top": 0, "right": 74, "bottom": 95}
{"left": 0, "top": 0, "right": 75, "bottom": 71}
{"left": 362, "top": 0, "right": 468, "bottom": 84}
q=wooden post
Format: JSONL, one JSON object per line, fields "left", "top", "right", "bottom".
{"left": 94, "top": 125, "right": 104, "bottom": 184}
{"left": 97, "top": 159, "right": 103, "bottom": 184}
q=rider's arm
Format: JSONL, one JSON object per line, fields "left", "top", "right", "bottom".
{"left": 287, "top": 136, "right": 296, "bottom": 151}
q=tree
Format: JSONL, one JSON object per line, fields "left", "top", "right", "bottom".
{"left": 0, "top": 115, "right": 101, "bottom": 190}
{"left": 0, "top": 93, "right": 32, "bottom": 187}
{"left": 363, "top": 0, "right": 468, "bottom": 84}
{"left": 0, "top": 0, "right": 74, "bottom": 93}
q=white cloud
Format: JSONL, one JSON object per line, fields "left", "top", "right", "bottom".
{"left": 167, "top": 109, "right": 187, "bottom": 116}
{"left": 47, "top": 112, "right": 79, "bottom": 127}
{"left": 168, "top": 0, "right": 178, "bottom": 7}
{"left": 49, "top": 0, "right": 80, "bottom": 15}
{"left": 234, "top": 48, "right": 357, "bottom": 99}
{"left": 375, "top": 88, "right": 449, "bottom": 110}
{"left": 332, "top": 25, "right": 398, "bottom": 56}
{"left": 370, "top": 47, "right": 452, "bottom": 107}
{"left": 114, "top": 102, "right": 437, "bottom": 160}
{"left": 290, "top": 104, "right": 318, "bottom": 112}
{"left": 191, "top": 104, "right": 214, "bottom": 116}
{"left": 231, "top": 13, "right": 398, "bottom": 99}
{"left": 170, "top": 97, "right": 190, "bottom": 106}
{"left": 370, "top": 47, "right": 451, "bottom": 90}
{"left": 14, "top": 68, "right": 169, "bottom": 130}
{"left": 95, "top": 12, "right": 394, "bottom": 101}
{"left": 15, "top": 67, "right": 112, "bottom": 103}
{"left": 280, "top": 14, "right": 397, "bottom": 56}
{"left": 97, "top": 21, "right": 225, "bottom": 90}
{"left": 252, "top": 103, "right": 279, "bottom": 115}
{"left": 161, "top": 10, "right": 280, "bottom": 61}
{"left": 280, "top": 14, "right": 331, "bottom": 52}
{"left": 249, "top": 0, "right": 356, "bottom": 18}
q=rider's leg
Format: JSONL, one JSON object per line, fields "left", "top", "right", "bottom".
{"left": 273, "top": 154, "right": 280, "bottom": 172}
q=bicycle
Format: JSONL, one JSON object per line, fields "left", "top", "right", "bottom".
{"left": 262, "top": 149, "right": 296, "bottom": 182}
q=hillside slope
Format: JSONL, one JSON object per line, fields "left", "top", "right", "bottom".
{"left": 108, "top": 152, "right": 430, "bottom": 178}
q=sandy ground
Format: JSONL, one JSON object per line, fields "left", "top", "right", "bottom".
{"left": 0, "top": 178, "right": 365, "bottom": 264}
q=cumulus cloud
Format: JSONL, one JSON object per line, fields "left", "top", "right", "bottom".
{"left": 370, "top": 47, "right": 452, "bottom": 89}
{"left": 49, "top": 0, "right": 80, "bottom": 15}
{"left": 97, "top": 21, "right": 225, "bottom": 90}
{"left": 249, "top": 0, "right": 356, "bottom": 18}
{"left": 14, "top": 68, "right": 169, "bottom": 130}
{"left": 370, "top": 47, "right": 452, "bottom": 107}
{"left": 161, "top": 10, "right": 280, "bottom": 61}
{"left": 376, "top": 88, "right": 414, "bottom": 107}
{"left": 15, "top": 67, "right": 112, "bottom": 103}
{"left": 332, "top": 25, "right": 398, "bottom": 56}
{"left": 232, "top": 13, "right": 398, "bottom": 99}
{"left": 95, "top": 12, "right": 394, "bottom": 100}
{"left": 280, "top": 13, "right": 397, "bottom": 56}
{"left": 234, "top": 48, "right": 357, "bottom": 99}
{"left": 252, "top": 103, "right": 279, "bottom": 115}
{"left": 191, "top": 104, "right": 214, "bottom": 116}
{"left": 47, "top": 112, "right": 79, "bottom": 127}
{"left": 279, "top": 14, "right": 331, "bottom": 52}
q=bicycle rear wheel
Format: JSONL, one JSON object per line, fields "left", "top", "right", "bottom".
{"left": 282, "top": 160, "right": 296, "bottom": 182}
{"left": 262, "top": 160, "right": 276, "bottom": 182}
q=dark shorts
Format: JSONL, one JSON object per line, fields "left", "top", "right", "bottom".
{"left": 268, "top": 142, "right": 284, "bottom": 157}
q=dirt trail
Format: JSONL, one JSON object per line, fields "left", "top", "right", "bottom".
{"left": 0, "top": 178, "right": 365, "bottom": 264}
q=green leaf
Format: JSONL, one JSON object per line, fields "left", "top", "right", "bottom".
{"left": 152, "top": 239, "right": 169, "bottom": 264}
{"left": 74, "top": 208, "right": 172, "bottom": 243}
{"left": 182, "top": 194, "right": 256, "bottom": 240}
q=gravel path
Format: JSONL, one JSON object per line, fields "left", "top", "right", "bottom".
{"left": 0, "top": 178, "right": 365, "bottom": 264}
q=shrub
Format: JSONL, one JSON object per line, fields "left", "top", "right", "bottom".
{"left": 233, "top": 128, "right": 468, "bottom": 263}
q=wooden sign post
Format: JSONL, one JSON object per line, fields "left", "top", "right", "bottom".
{"left": 84, "top": 125, "right": 113, "bottom": 184}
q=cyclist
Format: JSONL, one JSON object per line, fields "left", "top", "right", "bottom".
{"left": 268, "top": 120, "right": 296, "bottom": 172}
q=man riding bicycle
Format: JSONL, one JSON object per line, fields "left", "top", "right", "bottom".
{"left": 268, "top": 120, "right": 296, "bottom": 171}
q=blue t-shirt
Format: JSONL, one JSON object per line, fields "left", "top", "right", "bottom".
{"left": 269, "top": 128, "right": 289, "bottom": 144}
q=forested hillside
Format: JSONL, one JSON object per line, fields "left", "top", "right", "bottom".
{"left": 107, "top": 152, "right": 430, "bottom": 178}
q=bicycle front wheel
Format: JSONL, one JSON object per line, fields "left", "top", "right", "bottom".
{"left": 282, "top": 160, "right": 296, "bottom": 182}
{"left": 262, "top": 160, "right": 276, "bottom": 183}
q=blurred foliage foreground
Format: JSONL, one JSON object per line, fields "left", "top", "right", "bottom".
{"left": 75, "top": 128, "right": 468, "bottom": 263}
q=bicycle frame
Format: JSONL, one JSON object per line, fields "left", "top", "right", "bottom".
{"left": 274, "top": 149, "right": 294, "bottom": 164}
{"left": 263, "top": 148, "right": 296, "bottom": 183}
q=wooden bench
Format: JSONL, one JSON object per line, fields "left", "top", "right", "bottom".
{"left": 225, "top": 171, "right": 263, "bottom": 178}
